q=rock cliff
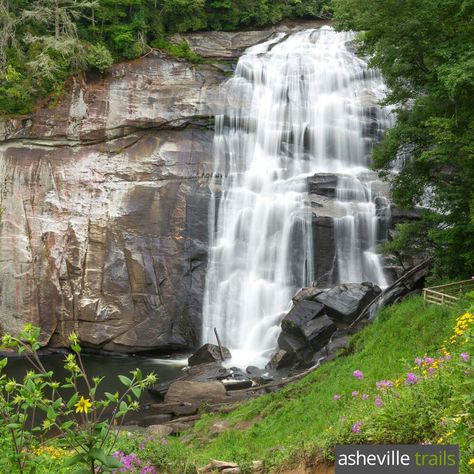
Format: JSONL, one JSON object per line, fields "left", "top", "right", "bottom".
{"left": 0, "top": 23, "right": 327, "bottom": 353}
{"left": 0, "top": 49, "right": 225, "bottom": 352}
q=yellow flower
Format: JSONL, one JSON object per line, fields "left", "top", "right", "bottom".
{"left": 468, "top": 458, "right": 474, "bottom": 465}
{"left": 437, "top": 437, "right": 443, "bottom": 444}
{"left": 74, "top": 396, "right": 92, "bottom": 414}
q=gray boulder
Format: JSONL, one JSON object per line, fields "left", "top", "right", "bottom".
{"left": 265, "top": 349, "right": 295, "bottom": 370}
{"left": 281, "top": 300, "right": 326, "bottom": 339}
{"left": 315, "top": 282, "right": 381, "bottom": 324}
{"left": 165, "top": 381, "right": 228, "bottom": 404}
{"left": 188, "top": 343, "right": 232, "bottom": 366}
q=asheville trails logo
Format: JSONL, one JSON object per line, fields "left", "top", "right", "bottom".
{"left": 335, "top": 445, "right": 459, "bottom": 473}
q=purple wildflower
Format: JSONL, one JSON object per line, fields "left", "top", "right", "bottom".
{"left": 427, "top": 367, "right": 435, "bottom": 375}
{"left": 423, "top": 357, "right": 435, "bottom": 365}
{"left": 161, "top": 437, "right": 168, "bottom": 445}
{"left": 414, "top": 357, "right": 423, "bottom": 366}
{"left": 333, "top": 394, "right": 341, "bottom": 401}
{"left": 460, "top": 352, "right": 470, "bottom": 362}
{"left": 353, "top": 370, "right": 364, "bottom": 380}
{"left": 352, "top": 391, "right": 359, "bottom": 397}
{"left": 351, "top": 420, "right": 363, "bottom": 433}
{"left": 374, "top": 397, "right": 383, "bottom": 407}
{"left": 376, "top": 380, "right": 394, "bottom": 390}
{"left": 141, "top": 467, "right": 157, "bottom": 474}
{"left": 405, "top": 372, "right": 418, "bottom": 384}
{"left": 361, "top": 393, "right": 369, "bottom": 400}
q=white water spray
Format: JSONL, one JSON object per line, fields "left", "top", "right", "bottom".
{"left": 202, "top": 27, "right": 393, "bottom": 367}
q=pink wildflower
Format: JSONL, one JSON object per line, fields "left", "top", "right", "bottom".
{"left": 405, "top": 372, "right": 418, "bottom": 384}
{"left": 353, "top": 370, "right": 364, "bottom": 380}
{"left": 351, "top": 420, "right": 363, "bottom": 433}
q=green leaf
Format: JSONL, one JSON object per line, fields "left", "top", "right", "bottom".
{"left": 6, "top": 423, "right": 21, "bottom": 429}
{"left": 67, "top": 392, "right": 79, "bottom": 410}
{"left": 131, "top": 386, "right": 141, "bottom": 398}
{"left": 46, "top": 405, "right": 56, "bottom": 421}
{"left": 63, "top": 453, "right": 86, "bottom": 467}
{"left": 89, "top": 448, "right": 123, "bottom": 468}
{"left": 104, "top": 392, "right": 116, "bottom": 402}
{"left": 118, "top": 375, "right": 132, "bottom": 387}
{"left": 70, "top": 468, "right": 91, "bottom": 474}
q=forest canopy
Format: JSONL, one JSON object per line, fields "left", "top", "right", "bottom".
{"left": 0, "top": 0, "right": 329, "bottom": 115}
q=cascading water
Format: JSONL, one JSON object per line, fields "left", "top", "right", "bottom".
{"left": 202, "top": 26, "right": 393, "bottom": 367}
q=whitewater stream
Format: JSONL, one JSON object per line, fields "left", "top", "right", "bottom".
{"left": 202, "top": 26, "right": 393, "bottom": 367}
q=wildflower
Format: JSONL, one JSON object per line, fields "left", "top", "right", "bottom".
{"left": 141, "top": 467, "right": 157, "bottom": 474}
{"left": 333, "top": 394, "right": 341, "bottom": 401}
{"left": 353, "top": 370, "right": 364, "bottom": 380}
{"left": 75, "top": 396, "right": 92, "bottom": 414}
{"left": 161, "top": 437, "right": 168, "bottom": 446}
{"left": 405, "top": 372, "right": 418, "bottom": 385}
{"left": 423, "top": 357, "right": 435, "bottom": 365}
{"left": 376, "top": 380, "right": 394, "bottom": 390}
{"left": 374, "top": 397, "right": 383, "bottom": 407}
{"left": 437, "top": 437, "right": 443, "bottom": 444}
{"left": 361, "top": 394, "right": 369, "bottom": 400}
{"left": 469, "top": 458, "right": 474, "bottom": 465}
{"left": 351, "top": 391, "right": 359, "bottom": 397}
{"left": 414, "top": 357, "right": 423, "bottom": 366}
{"left": 351, "top": 421, "right": 362, "bottom": 433}
{"left": 460, "top": 352, "right": 469, "bottom": 362}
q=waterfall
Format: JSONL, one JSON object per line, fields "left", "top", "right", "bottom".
{"left": 202, "top": 26, "right": 393, "bottom": 367}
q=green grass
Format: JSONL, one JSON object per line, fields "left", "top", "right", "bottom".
{"left": 13, "top": 296, "right": 470, "bottom": 473}
{"left": 112, "top": 296, "right": 472, "bottom": 473}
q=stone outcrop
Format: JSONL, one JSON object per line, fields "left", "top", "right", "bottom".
{"left": 164, "top": 380, "right": 228, "bottom": 404}
{"left": 272, "top": 282, "right": 381, "bottom": 368}
{"left": 314, "top": 282, "right": 382, "bottom": 324}
{"left": 188, "top": 343, "right": 232, "bottom": 366}
{"left": 0, "top": 50, "right": 227, "bottom": 352}
{"left": 170, "top": 20, "right": 329, "bottom": 60}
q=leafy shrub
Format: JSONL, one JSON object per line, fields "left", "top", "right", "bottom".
{"left": 86, "top": 44, "right": 114, "bottom": 73}
{"left": 0, "top": 325, "right": 157, "bottom": 473}
{"left": 150, "top": 39, "right": 204, "bottom": 64}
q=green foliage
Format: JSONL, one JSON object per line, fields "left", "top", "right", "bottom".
{"left": 0, "top": 325, "right": 157, "bottom": 473}
{"left": 332, "top": 0, "right": 474, "bottom": 279}
{"left": 162, "top": 0, "right": 208, "bottom": 32}
{"left": 86, "top": 44, "right": 114, "bottom": 72}
{"left": 318, "top": 311, "right": 474, "bottom": 474}
{"left": 150, "top": 39, "right": 204, "bottom": 63}
{"left": 0, "top": 0, "right": 331, "bottom": 115}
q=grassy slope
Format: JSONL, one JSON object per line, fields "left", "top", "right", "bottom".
{"left": 139, "top": 296, "right": 469, "bottom": 471}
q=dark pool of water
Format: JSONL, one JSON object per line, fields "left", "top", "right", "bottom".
{"left": 4, "top": 353, "right": 186, "bottom": 406}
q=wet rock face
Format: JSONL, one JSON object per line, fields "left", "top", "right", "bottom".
{"left": 0, "top": 52, "right": 224, "bottom": 352}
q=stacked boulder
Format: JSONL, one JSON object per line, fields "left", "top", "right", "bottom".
{"left": 269, "top": 282, "right": 381, "bottom": 369}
